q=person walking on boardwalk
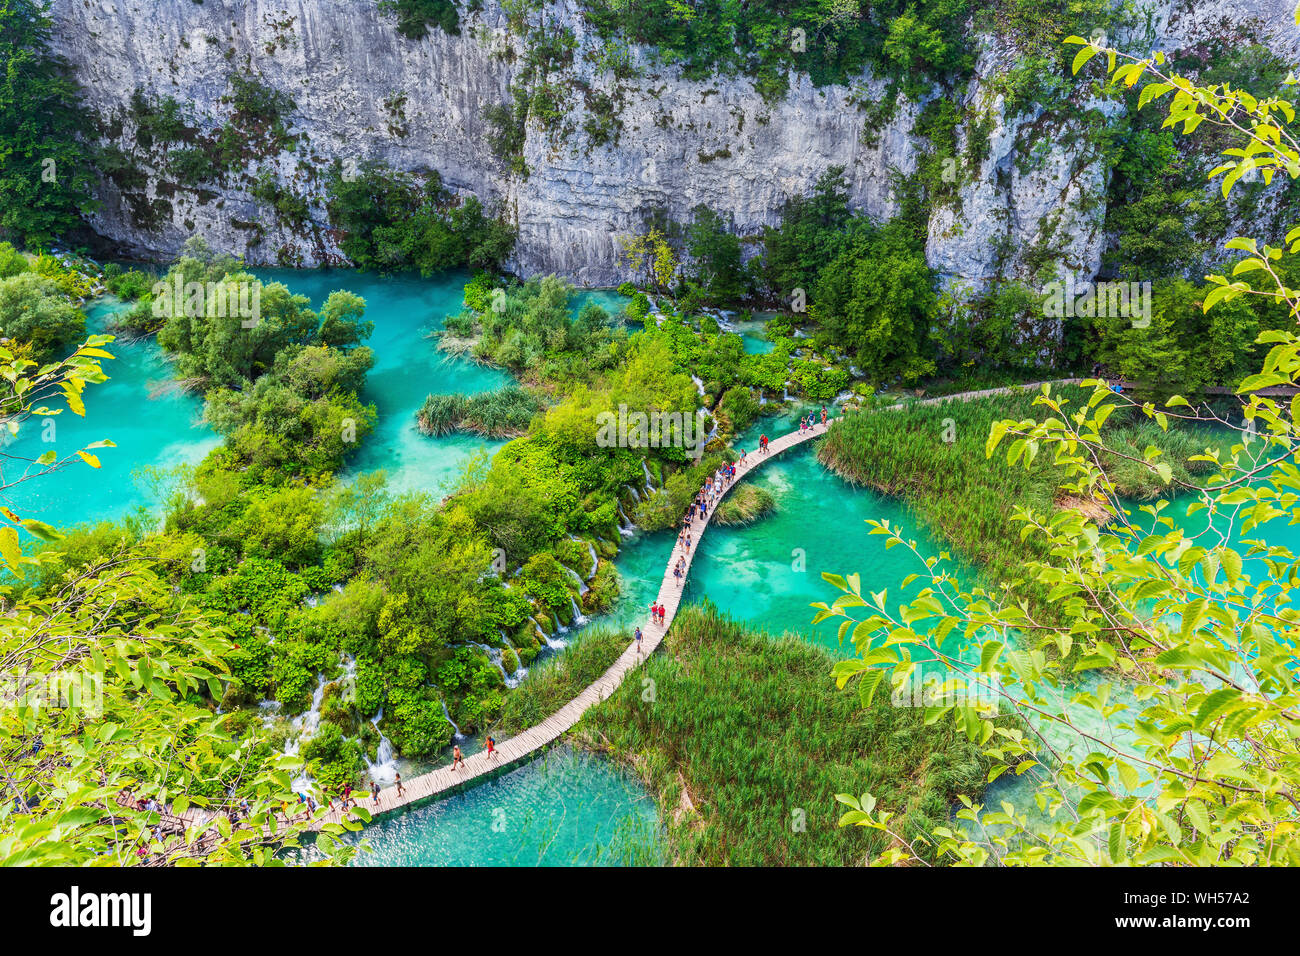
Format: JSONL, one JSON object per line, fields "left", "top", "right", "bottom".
{"left": 635, "top": 625, "right": 643, "bottom": 656}
{"left": 372, "top": 784, "right": 382, "bottom": 808}
{"left": 760, "top": 433, "right": 769, "bottom": 454}
{"left": 820, "top": 405, "right": 828, "bottom": 428}
{"left": 396, "top": 772, "right": 405, "bottom": 797}
{"left": 486, "top": 734, "right": 498, "bottom": 761}
{"left": 451, "top": 744, "right": 466, "bottom": 772}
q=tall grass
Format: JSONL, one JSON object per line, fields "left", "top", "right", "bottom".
{"left": 713, "top": 482, "right": 776, "bottom": 526}
{"left": 577, "top": 603, "right": 1008, "bottom": 866}
{"left": 416, "top": 386, "right": 541, "bottom": 438}
{"left": 816, "top": 386, "right": 1221, "bottom": 620}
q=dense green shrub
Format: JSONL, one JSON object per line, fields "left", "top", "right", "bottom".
{"left": 0, "top": 272, "right": 86, "bottom": 362}
{"left": 326, "top": 160, "right": 515, "bottom": 275}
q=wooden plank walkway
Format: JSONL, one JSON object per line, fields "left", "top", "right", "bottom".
{"left": 307, "top": 414, "right": 852, "bottom": 828}
{"left": 165, "top": 379, "right": 1080, "bottom": 838}
{"left": 308, "top": 380, "right": 1082, "bottom": 829}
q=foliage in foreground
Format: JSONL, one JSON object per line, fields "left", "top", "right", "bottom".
{"left": 821, "top": 30, "right": 1300, "bottom": 866}
{"left": 0, "top": 324, "right": 364, "bottom": 865}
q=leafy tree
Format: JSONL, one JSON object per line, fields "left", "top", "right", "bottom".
{"left": 0, "top": 272, "right": 86, "bottom": 363}
{"left": 753, "top": 168, "right": 854, "bottom": 302}
{"left": 685, "top": 205, "right": 747, "bottom": 303}
{"left": 809, "top": 222, "right": 937, "bottom": 383}
{"left": 619, "top": 227, "right": 679, "bottom": 292}
{"left": 326, "top": 160, "right": 514, "bottom": 275}
{"left": 0, "top": 0, "right": 97, "bottom": 246}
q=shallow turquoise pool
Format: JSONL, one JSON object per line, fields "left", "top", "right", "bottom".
{"left": 348, "top": 746, "right": 661, "bottom": 867}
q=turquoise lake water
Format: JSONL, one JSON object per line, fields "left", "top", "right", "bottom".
{"left": 12, "top": 267, "right": 1296, "bottom": 865}
{"left": 0, "top": 297, "right": 221, "bottom": 532}
{"left": 349, "top": 746, "right": 659, "bottom": 867}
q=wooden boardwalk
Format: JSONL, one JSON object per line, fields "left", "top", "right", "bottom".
{"left": 166, "top": 380, "right": 1079, "bottom": 838}
{"left": 310, "top": 380, "right": 1083, "bottom": 829}
{"left": 306, "top": 417, "right": 852, "bottom": 828}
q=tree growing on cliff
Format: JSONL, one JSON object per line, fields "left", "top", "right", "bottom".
{"left": 0, "top": 0, "right": 97, "bottom": 247}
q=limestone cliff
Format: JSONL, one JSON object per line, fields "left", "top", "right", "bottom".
{"left": 48, "top": 0, "right": 1300, "bottom": 288}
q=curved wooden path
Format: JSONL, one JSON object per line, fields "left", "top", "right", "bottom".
{"left": 306, "top": 416, "right": 842, "bottom": 828}
{"left": 158, "top": 379, "right": 1078, "bottom": 841}
{"left": 310, "top": 379, "right": 1081, "bottom": 829}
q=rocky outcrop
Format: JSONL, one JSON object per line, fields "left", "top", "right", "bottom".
{"left": 48, "top": 0, "right": 1300, "bottom": 288}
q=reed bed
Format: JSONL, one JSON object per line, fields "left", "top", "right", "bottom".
{"left": 713, "top": 482, "right": 777, "bottom": 526}
{"left": 416, "top": 386, "right": 541, "bottom": 438}
{"left": 816, "top": 386, "right": 1221, "bottom": 619}
{"left": 577, "top": 603, "right": 1007, "bottom": 866}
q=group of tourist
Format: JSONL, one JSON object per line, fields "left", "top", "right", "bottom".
{"left": 658, "top": 407, "right": 837, "bottom": 638}
{"left": 799, "top": 406, "right": 829, "bottom": 434}
{"left": 648, "top": 601, "right": 666, "bottom": 626}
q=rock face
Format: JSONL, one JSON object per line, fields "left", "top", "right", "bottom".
{"left": 47, "top": 0, "right": 1300, "bottom": 288}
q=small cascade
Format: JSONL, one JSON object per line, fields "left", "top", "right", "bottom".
{"left": 567, "top": 534, "right": 599, "bottom": 580}
{"left": 616, "top": 502, "right": 635, "bottom": 537}
{"left": 291, "top": 676, "right": 327, "bottom": 738}
{"left": 690, "top": 374, "right": 705, "bottom": 397}
{"left": 529, "top": 616, "right": 567, "bottom": 651}
{"left": 365, "top": 708, "right": 399, "bottom": 785}
{"left": 627, "top": 483, "right": 641, "bottom": 503}
{"left": 560, "top": 562, "right": 589, "bottom": 596}
{"left": 641, "top": 459, "right": 655, "bottom": 496}
{"left": 569, "top": 595, "right": 589, "bottom": 628}
{"left": 467, "top": 641, "right": 518, "bottom": 688}
{"left": 440, "top": 699, "right": 466, "bottom": 741}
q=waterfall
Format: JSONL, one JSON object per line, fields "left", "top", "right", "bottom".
{"left": 690, "top": 374, "right": 705, "bottom": 397}
{"left": 569, "top": 595, "right": 589, "bottom": 628}
{"left": 561, "top": 562, "right": 589, "bottom": 596}
{"left": 439, "top": 699, "right": 466, "bottom": 740}
{"left": 641, "top": 459, "right": 655, "bottom": 496}
{"left": 627, "top": 483, "right": 641, "bottom": 503}
{"left": 616, "top": 502, "right": 635, "bottom": 537}
{"left": 365, "top": 708, "right": 399, "bottom": 785}
{"left": 528, "top": 617, "right": 565, "bottom": 650}
{"left": 567, "top": 534, "right": 599, "bottom": 580}
{"left": 467, "top": 641, "right": 519, "bottom": 688}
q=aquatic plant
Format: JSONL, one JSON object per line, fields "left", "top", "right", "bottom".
{"left": 712, "top": 482, "right": 776, "bottom": 526}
